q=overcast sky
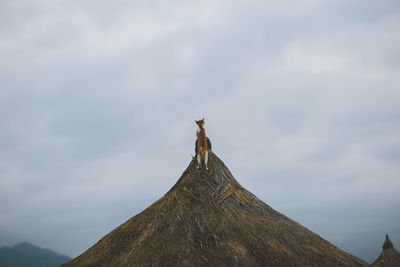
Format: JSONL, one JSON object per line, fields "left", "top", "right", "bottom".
{"left": 1, "top": 0, "right": 399, "bottom": 263}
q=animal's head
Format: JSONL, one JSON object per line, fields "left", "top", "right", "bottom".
{"left": 195, "top": 118, "right": 205, "bottom": 128}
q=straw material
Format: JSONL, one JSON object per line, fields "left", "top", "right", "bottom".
{"left": 372, "top": 234, "right": 400, "bottom": 267}
{"left": 62, "top": 152, "right": 367, "bottom": 267}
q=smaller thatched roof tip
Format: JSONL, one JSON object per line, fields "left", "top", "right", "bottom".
{"left": 383, "top": 234, "right": 394, "bottom": 250}
{"left": 372, "top": 233, "right": 400, "bottom": 267}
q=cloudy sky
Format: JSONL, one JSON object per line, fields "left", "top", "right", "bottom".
{"left": 1, "top": 0, "right": 399, "bottom": 263}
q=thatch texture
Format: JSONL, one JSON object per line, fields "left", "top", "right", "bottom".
{"left": 372, "top": 234, "right": 400, "bottom": 267}
{"left": 62, "top": 152, "right": 367, "bottom": 267}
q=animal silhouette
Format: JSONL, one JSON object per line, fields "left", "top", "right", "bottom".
{"left": 195, "top": 118, "right": 208, "bottom": 170}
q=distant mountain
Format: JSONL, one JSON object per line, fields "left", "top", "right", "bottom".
{"left": 0, "top": 242, "right": 71, "bottom": 267}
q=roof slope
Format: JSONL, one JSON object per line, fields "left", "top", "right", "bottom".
{"left": 372, "top": 234, "right": 400, "bottom": 267}
{"left": 62, "top": 152, "right": 367, "bottom": 267}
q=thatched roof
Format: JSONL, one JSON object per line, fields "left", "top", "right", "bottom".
{"left": 372, "top": 234, "right": 400, "bottom": 267}
{"left": 383, "top": 234, "right": 394, "bottom": 250}
{"left": 62, "top": 152, "right": 367, "bottom": 266}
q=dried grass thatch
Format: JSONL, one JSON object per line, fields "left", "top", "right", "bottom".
{"left": 372, "top": 234, "right": 400, "bottom": 267}
{"left": 62, "top": 152, "right": 367, "bottom": 266}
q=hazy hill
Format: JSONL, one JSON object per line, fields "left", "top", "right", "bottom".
{"left": 63, "top": 152, "right": 367, "bottom": 266}
{"left": 0, "top": 242, "right": 71, "bottom": 267}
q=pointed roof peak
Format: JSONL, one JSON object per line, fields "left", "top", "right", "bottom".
{"left": 373, "top": 234, "right": 400, "bottom": 266}
{"left": 383, "top": 234, "right": 394, "bottom": 250}
{"left": 62, "top": 152, "right": 367, "bottom": 266}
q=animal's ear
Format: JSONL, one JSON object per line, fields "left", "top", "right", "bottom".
{"left": 201, "top": 118, "right": 205, "bottom": 123}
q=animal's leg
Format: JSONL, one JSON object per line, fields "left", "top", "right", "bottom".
{"left": 205, "top": 150, "right": 209, "bottom": 170}
{"left": 197, "top": 154, "right": 201, "bottom": 170}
